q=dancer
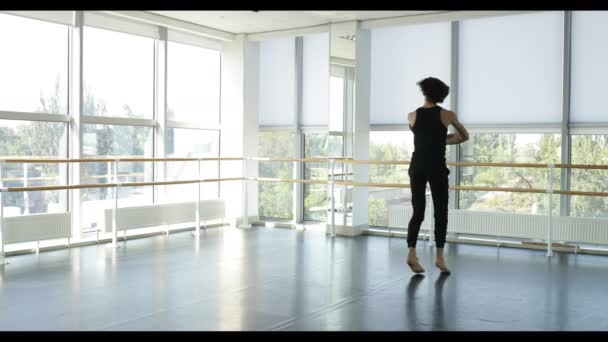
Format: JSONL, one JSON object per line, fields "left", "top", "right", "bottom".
{"left": 406, "top": 77, "right": 469, "bottom": 274}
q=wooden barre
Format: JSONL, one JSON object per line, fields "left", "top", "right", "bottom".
{"left": 252, "top": 157, "right": 345, "bottom": 163}
{"left": 249, "top": 177, "right": 329, "bottom": 185}
{"left": 2, "top": 178, "right": 244, "bottom": 192}
{"left": 2, "top": 157, "right": 606, "bottom": 170}
{"left": 0, "top": 157, "right": 244, "bottom": 163}
{"left": 5, "top": 183, "right": 118, "bottom": 192}
{"left": 251, "top": 158, "right": 608, "bottom": 170}
{"left": 3, "top": 176, "right": 608, "bottom": 197}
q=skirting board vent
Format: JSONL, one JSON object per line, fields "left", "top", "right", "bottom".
{"left": 104, "top": 200, "right": 225, "bottom": 232}
{"left": 2, "top": 212, "right": 71, "bottom": 244}
{"left": 388, "top": 205, "right": 608, "bottom": 245}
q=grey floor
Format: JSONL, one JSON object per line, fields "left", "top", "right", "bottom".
{"left": 1, "top": 225, "right": 607, "bottom": 331}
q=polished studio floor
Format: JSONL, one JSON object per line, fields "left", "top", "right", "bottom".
{"left": 0, "top": 225, "right": 607, "bottom": 331}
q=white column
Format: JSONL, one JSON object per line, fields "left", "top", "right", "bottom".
{"left": 154, "top": 27, "right": 168, "bottom": 204}
{"left": 220, "top": 35, "right": 259, "bottom": 226}
{"left": 69, "top": 11, "right": 83, "bottom": 240}
{"left": 350, "top": 24, "right": 371, "bottom": 236}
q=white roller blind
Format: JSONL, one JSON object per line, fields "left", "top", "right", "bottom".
{"left": 258, "top": 37, "right": 296, "bottom": 126}
{"left": 459, "top": 12, "right": 563, "bottom": 124}
{"left": 370, "top": 22, "right": 451, "bottom": 125}
{"left": 301, "top": 32, "right": 329, "bottom": 126}
{"left": 571, "top": 11, "right": 608, "bottom": 123}
{"left": 329, "top": 65, "right": 345, "bottom": 132}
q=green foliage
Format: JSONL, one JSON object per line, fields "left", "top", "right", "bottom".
{"left": 369, "top": 197, "right": 387, "bottom": 227}
{"left": 257, "top": 131, "right": 294, "bottom": 219}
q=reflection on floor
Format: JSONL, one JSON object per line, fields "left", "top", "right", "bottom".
{"left": 0, "top": 225, "right": 607, "bottom": 331}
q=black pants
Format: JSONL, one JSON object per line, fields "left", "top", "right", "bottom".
{"left": 407, "top": 164, "right": 449, "bottom": 248}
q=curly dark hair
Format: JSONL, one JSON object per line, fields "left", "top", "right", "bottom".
{"left": 417, "top": 77, "right": 449, "bottom": 104}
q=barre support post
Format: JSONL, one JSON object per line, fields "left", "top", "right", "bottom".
{"left": 330, "top": 159, "right": 336, "bottom": 238}
{"left": 195, "top": 159, "right": 201, "bottom": 237}
{"left": 239, "top": 158, "right": 251, "bottom": 229}
{"left": 112, "top": 160, "right": 119, "bottom": 248}
{"left": 0, "top": 161, "right": 5, "bottom": 266}
{"left": 546, "top": 163, "right": 554, "bottom": 257}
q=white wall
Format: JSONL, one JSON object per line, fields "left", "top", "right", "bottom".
{"left": 220, "top": 34, "right": 259, "bottom": 222}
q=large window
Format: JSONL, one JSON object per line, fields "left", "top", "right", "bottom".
{"left": 258, "top": 131, "right": 294, "bottom": 220}
{"left": 570, "top": 135, "right": 608, "bottom": 218}
{"left": 165, "top": 40, "right": 222, "bottom": 202}
{"left": 83, "top": 26, "right": 154, "bottom": 118}
{"left": 80, "top": 24, "right": 157, "bottom": 232}
{"left": 304, "top": 133, "right": 343, "bottom": 222}
{"left": 0, "top": 14, "right": 69, "bottom": 217}
{"left": 459, "top": 133, "right": 561, "bottom": 215}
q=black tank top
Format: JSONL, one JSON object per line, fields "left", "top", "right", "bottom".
{"left": 410, "top": 106, "right": 447, "bottom": 168}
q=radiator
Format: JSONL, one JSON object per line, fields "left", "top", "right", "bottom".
{"left": 388, "top": 205, "right": 608, "bottom": 245}
{"left": 2, "top": 212, "right": 71, "bottom": 244}
{"left": 388, "top": 204, "right": 434, "bottom": 231}
{"left": 104, "top": 200, "right": 225, "bottom": 232}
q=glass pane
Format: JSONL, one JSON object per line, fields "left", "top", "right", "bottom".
{"left": 0, "top": 13, "right": 68, "bottom": 114}
{"left": 570, "top": 135, "right": 608, "bottom": 218}
{"left": 258, "top": 131, "right": 295, "bottom": 220}
{"left": 165, "top": 128, "right": 219, "bottom": 201}
{"left": 83, "top": 26, "right": 154, "bottom": 118}
{"left": 167, "top": 42, "right": 221, "bottom": 126}
{"left": 370, "top": 21, "right": 451, "bottom": 124}
{"left": 0, "top": 119, "right": 68, "bottom": 216}
{"left": 459, "top": 12, "right": 563, "bottom": 124}
{"left": 304, "top": 133, "right": 343, "bottom": 222}
{"left": 459, "top": 133, "right": 561, "bottom": 215}
{"left": 368, "top": 131, "right": 413, "bottom": 227}
{"left": 80, "top": 124, "right": 153, "bottom": 231}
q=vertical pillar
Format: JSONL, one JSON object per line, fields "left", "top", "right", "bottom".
{"left": 450, "top": 20, "right": 460, "bottom": 211}
{"left": 220, "top": 35, "right": 259, "bottom": 225}
{"left": 294, "top": 37, "right": 304, "bottom": 225}
{"left": 560, "top": 11, "right": 572, "bottom": 217}
{"left": 69, "top": 11, "right": 83, "bottom": 241}
{"left": 154, "top": 27, "right": 168, "bottom": 204}
{"left": 349, "top": 23, "right": 371, "bottom": 237}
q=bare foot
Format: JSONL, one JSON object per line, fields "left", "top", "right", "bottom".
{"left": 406, "top": 256, "right": 425, "bottom": 273}
{"left": 435, "top": 260, "right": 451, "bottom": 274}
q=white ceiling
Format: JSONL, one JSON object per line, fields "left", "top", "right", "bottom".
{"left": 148, "top": 11, "right": 442, "bottom": 34}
